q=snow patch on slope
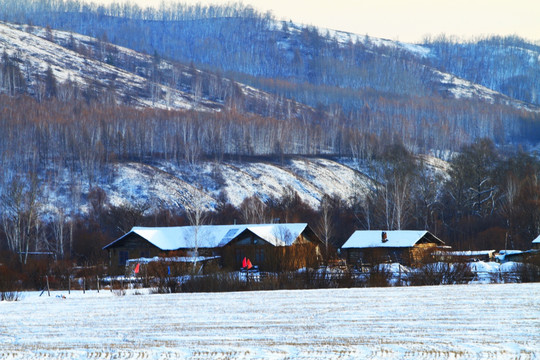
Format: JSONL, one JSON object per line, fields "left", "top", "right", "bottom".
{"left": 434, "top": 69, "right": 540, "bottom": 112}
{"left": 150, "top": 158, "right": 367, "bottom": 210}
{"left": 38, "top": 158, "right": 370, "bottom": 217}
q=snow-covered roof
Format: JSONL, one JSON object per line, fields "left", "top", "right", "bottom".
{"left": 238, "top": 223, "right": 309, "bottom": 246}
{"left": 532, "top": 235, "right": 540, "bottom": 244}
{"left": 103, "top": 223, "right": 310, "bottom": 250}
{"left": 341, "top": 230, "right": 444, "bottom": 249}
{"left": 126, "top": 256, "right": 220, "bottom": 264}
{"left": 442, "top": 250, "right": 495, "bottom": 256}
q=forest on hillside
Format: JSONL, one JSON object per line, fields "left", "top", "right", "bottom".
{"left": 1, "top": 0, "right": 539, "bottom": 149}
{"left": 424, "top": 35, "right": 540, "bottom": 105}
{"left": 1, "top": 93, "right": 540, "bottom": 267}
{"left": 1, "top": 33, "right": 539, "bottom": 159}
{"left": 2, "top": 0, "right": 539, "bottom": 105}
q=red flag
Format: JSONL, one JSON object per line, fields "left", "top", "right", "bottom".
{"left": 246, "top": 259, "right": 253, "bottom": 270}
{"left": 134, "top": 263, "right": 140, "bottom": 274}
{"left": 242, "top": 257, "right": 247, "bottom": 268}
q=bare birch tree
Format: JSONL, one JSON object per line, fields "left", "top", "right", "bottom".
{"left": 239, "top": 196, "right": 268, "bottom": 224}
{"left": 182, "top": 187, "right": 209, "bottom": 271}
{"left": 317, "top": 194, "right": 333, "bottom": 262}
{"left": 50, "top": 207, "right": 67, "bottom": 259}
{"left": 0, "top": 175, "right": 41, "bottom": 264}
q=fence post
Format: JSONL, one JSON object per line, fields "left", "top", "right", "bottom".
{"left": 46, "top": 275, "right": 51, "bottom": 297}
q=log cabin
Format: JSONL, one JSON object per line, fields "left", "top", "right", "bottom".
{"left": 103, "top": 223, "right": 322, "bottom": 274}
{"left": 341, "top": 230, "right": 446, "bottom": 267}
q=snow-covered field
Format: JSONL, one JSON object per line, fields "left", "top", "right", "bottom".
{"left": 1, "top": 283, "right": 539, "bottom": 359}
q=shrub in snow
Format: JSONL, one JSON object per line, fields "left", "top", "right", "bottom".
{"left": 364, "top": 265, "right": 392, "bottom": 287}
{"left": 311, "top": 267, "right": 357, "bottom": 288}
{"left": 409, "top": 262, "right": 473, "bottom": 286}
{"left": 145, "top": 254, "right": 200, "bottom": 293}
{"left": 113, "top": 288, "right": 126, "bottom": 297}
{"left": 512, "top": 263, "right": 540, "bottom": 283}
{"left": 0, "top": 264, "right": 22, "bottom": 300}
{"left": 181, "top": 272, "right": 252, "bottom": 292}
{"left": 1, "top": 291, "right": 21, "bottom": 301}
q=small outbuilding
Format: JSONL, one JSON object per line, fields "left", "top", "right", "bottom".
{"left": 495, "top": 236, "right": 540, "bottom": 263}
{"left": 341, "top": 230, "right": 445, "bottom": 266}
{"left": 496, "top": 249, "right": 540, "bottom": 263}
{"left": 435, "top": 250, "right": 496, "bottom": 262}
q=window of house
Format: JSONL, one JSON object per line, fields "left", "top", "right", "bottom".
{"left": 235, "top": 248, "right": 244, "bottom": 265}
{"left": 255, "top": 248, "right": 264, "bottom": 263}
{"left": 119, "top": 250, "right": 129, "bottom": 266}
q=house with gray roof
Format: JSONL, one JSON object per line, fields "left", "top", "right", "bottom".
{"left": 341, "top": 230, "right": 445, "bottom": 266}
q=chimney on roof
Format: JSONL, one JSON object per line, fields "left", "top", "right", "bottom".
{"left": 382, "top": 231, "right": 388, "bottom": 243}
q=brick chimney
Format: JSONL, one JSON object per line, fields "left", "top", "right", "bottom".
{"left": 382, "top": 231, "right": 388, "bottom": 243}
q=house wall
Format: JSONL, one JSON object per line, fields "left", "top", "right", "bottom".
{"left": 106, "top": 235, "right": 163, "bottom": 274}
{"left": 222, "top": 243, "right": 320, "bottom": 271}
{"left": 344, "top": 247, "right": 410, "bottom": 266}
{"left": 409, "top": 243, "right": 439, "bottom": 265}
{"left": 222, "top": 232, "right": 320, "bottom": 271}
{"left": 344, "top": 244, "right": 440, "bottom": 267}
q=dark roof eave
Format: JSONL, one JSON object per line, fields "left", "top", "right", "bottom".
{"left": 418, "top": 232, "right": 445, "bottom": 246}
{"left": 102, "top": 230, "right": 135, "bottom": 250}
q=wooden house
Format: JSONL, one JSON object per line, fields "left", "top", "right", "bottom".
{"left": 341, "top": 230, "right": 445, "bottom": 266}
{"left": 103, "top": 223, "right": 321, "bottom": 274}
{"left": 221, "top": 223, "right": 321, "bottom": 271}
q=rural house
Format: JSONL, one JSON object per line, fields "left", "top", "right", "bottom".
{"left": 221, "top": 223, "right": 321, "bottom": 271}
{"left": 341, "top": 230, "right": 446, "bottom": 266}
{"left": 103, "top": 223, "right": 321, "bottom": 273}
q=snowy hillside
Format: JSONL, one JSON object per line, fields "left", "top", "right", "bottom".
{"left": 425, "top": 37, "right": 540, "bottom": 107}
{"left": 275, "top": 22, "right": 540, "bottom": 113}
{"left": 434, "top": 70, "right": 540, "bottom": 112}
{"left": 46, "top": 158, "right": 375, "bottom": 216}
{"left": 326, "top": 26, "right": 539, "bottom": 111}
{"left": 41, "top": 153, "right": 454, "bottom": 221}
{"left": 0, "top": 21, "right": 220, "bottom": 111}
{"left": 0, "top": 21, "right": 309, "bottom": 117}
{"left": 274, "top": 21, "right": 432, "bottom": 58}
{"left": 3, "top": 19, "right": 536, "bottom": 118}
